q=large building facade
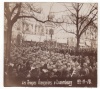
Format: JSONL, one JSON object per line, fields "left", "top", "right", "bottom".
{"left": 12, "top": 18, "right": 97, "bottom": 48}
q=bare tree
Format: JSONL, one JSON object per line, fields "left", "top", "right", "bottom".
{"left": 4, "top": 2, "right": 43, "bottom": 62}
{"left": 4, "top": 2, "right": 68, "bottom": 62}
{"left": 5, "top": 2, "right": 21, "bottom": 63}
{"left": 4, "top": 2, "right": 98, "bottom": 62}
{"left": 62, "top": 3, "right": 98, "bottom": 52}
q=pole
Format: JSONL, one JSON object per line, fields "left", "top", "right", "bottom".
{"left": 50, "top": 34, "right": 52, "bottom": 57}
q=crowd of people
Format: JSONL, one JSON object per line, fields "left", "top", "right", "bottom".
{"left": 4, "top": 42, "right": 97, "bottom": 80}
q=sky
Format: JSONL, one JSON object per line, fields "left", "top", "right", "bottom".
{"left": 31, "top": 2, "right": 97, "bottom": 22}
{"left": 10, "top": 2, "right": 97, "bottom": 44}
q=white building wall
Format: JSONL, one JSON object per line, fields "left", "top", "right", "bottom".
{"left": 12, "top": 19, "right": 97, "bottom": 48}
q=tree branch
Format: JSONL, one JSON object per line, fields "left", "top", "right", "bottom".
{"left": 24, "top": 3, "right": 42, "bottom": 13}
{"left": 78, "top": 4, "right": 97, "bottom": 29}
{"left": 79, "top": 3, "right": 83, "bottom": 11}
{"left": 18, "top": 15, "right": 73, "bottom": 24}
{"left": 11, "top": 4, "right": 19, "bottom": 16}
{"left": 79, "top": 11, "right": 97, "bottom": 37}
{"left": 11, "top": 3, "right": 22, "bottom": 25}
{"left": 68, "top": 15, "right": 76, "bottom": 25}
{"left": 60, "top": 23, "right": 76, "bottom": 35}
{"left": 63, "top": 3, "right": 77, "bottom": 17}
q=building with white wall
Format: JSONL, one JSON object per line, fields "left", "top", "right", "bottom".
{"left": 12, "top": 18, "right": 97, "bottom": 48}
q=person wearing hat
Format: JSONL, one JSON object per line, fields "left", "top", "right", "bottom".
{"left": 66, "top": 62, "right": 72, "bottom": 78}
{"left": 80, "top": 63, "right": 89, "bottom": 77}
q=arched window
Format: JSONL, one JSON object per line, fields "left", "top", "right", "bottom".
{"left": 41, "top": 28, "right": 44, "bottom": 35}
{"left": 35, "top": 25, "right": 37, "bottom": 35}
{"left": 38, "top": 25, "right": 40, "bottom": 35}
{"left": 46, "top": 29, "right": 48, "bottom": 34}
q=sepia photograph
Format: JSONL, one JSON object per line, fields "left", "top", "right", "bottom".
{"left": 4, "top": 2, "right": 98, "bottom": 87}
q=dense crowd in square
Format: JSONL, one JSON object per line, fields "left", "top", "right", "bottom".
{"left": 4, "top": 41, "right": 97, "bottom": 80}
